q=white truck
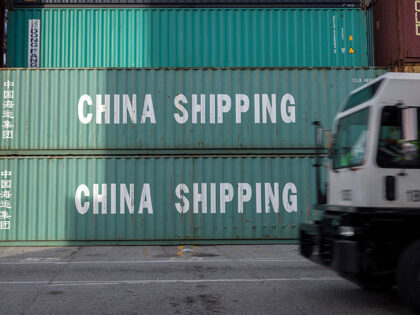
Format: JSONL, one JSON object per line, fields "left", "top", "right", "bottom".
{"left": 300, "top": 72, "right": 420, "bottom": 312}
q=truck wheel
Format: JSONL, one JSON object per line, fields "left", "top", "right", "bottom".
{"left": 397, "top": 240, "right": 420, "bottom": 312}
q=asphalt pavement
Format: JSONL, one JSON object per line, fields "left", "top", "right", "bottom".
{"left": 0, "top": 245, "right": 415, "bottom": 315}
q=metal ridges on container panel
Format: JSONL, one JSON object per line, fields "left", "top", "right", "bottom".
{"left": 0, "top": 155, "right": 322, "bottom": 242}
{"left": 7, "top": 8, "right": 369, "bottom": 68}
{"left": 0, "top": 68, "right": 386, "bottom": 152}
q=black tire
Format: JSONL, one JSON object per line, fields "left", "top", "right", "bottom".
{"left": 397, "top": 240, "right": 420, "bottom": 312}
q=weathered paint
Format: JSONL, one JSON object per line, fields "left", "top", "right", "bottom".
{"left": 7, "top": 8, "right": 369, "bottom": 68}
{"left": 0, "top": 155, "right": 320, "bottom": 243}
{"left": 0, "top": 68, "right": 385, "bottom": 153}
{"left": 373, "top": 0, "right": 420, "bottom": 66}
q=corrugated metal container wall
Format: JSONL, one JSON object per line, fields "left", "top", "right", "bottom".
{"left": 0, "top": 68, "right": 385, "bottom": 153}
{"left": 11, "top": 0, "right": 360, "bottom": 6}
{"left": 0, "top": 2, "right": 6, "bottom": 68}
{"left": 366, "top": 7, "right": 375, "bottom": 66}
{"left": 372, "top": 0, "right": 420, "bottom": 66}
{"left": 7, "top": 8, "right": 369, "bottom": 68}
{"left": 0, "top": 156, "right": 320, "bottom": 244}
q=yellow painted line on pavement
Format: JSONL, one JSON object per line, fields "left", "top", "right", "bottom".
{"left": 177, "top": 245, "right": 184, "bottom": 256}
{"left": 142, "top": 246, "right": 148, "bottom": 258}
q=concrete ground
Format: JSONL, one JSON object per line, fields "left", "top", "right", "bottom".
{"left": 0, "top": 245, "right": 415, "bottom": 315}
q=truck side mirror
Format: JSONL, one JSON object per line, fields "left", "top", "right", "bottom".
{"left": 312, "top": 121, "right": 328, "bottom": 204}
{"left": 402, "top": 107, "right": 418, "bottom": 161}
{"left": 313, "top": 121, "right": 332, "bottom": 154}
{"left": 326, "top": 130, "right": 332, "bottom": 157}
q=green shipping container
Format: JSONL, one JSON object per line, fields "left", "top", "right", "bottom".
{"left": 8, "top": 8, "right": 369, "bottom": 68}
{"left": 0, "top": 68, "right": 385, "bottom": 153}
{"left": 0, "top": 156, "right": 321, "bottom": 245}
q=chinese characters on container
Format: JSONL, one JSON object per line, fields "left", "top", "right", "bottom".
{"left": 0, "top": 169, "right": 12, "bottom": 230}
{"left": 2, "top": 80, "right": 15, "bottom": 140}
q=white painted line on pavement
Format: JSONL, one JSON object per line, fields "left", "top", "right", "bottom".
{"left": 0, "top": 277, "right": 343, "bottom": 286}
{"left": 0, "top": 258, "right": 309, "bottom": 265}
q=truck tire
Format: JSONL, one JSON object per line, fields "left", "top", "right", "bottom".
{"left": 397, "top": 240, "right": 420, "bottom": 312}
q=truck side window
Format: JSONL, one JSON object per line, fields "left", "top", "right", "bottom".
{"left": 333, "top": 108, "right": 369, "bottom": 169}
{"left": 376, "top": 107, "right": 420, "bottom": 168}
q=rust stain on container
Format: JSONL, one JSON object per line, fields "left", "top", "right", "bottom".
{"left": 372, "top": 0, "right": 420, "bottom": 66}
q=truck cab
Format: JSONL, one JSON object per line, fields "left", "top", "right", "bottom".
{"left": 330, "top": 73, "right": 420, "bottom": 209}
{"left": 300, "top": 72, "right": 420, "bottom": 312}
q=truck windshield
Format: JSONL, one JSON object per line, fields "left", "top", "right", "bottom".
{"left": 333, "top": 108, "right": 369, "bottom": 169}
{"left": 377, "top": 107, "right": 420, "bottom": 168}
{"left": 342, "top": 79, "right": 383, "bottom": 112}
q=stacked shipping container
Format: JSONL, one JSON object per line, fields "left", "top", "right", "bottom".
{"left": 11, "top": 0, "right": 361, "bottom": 5}
{"left": 8, "top": 7, "right": 368, "bottom": 67}
{"left": 0, "top": 0, "right": 385, "bottom": 245}
{"left": 364, "top": 0, "right": 420, "bottom": 72}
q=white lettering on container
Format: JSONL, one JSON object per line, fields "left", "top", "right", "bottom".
{"left": 281, "top": 94, "right": 296, "bottom": 123}
{"left": 175, "top": 183, "right": 190, "bottom": 214}
{"left": 172, "top": 93, "right": 296, "bottom": 125}
{"left": 238, "top": 183, "right": 252, "bottom": 213}
{"left": 75, "top": 184, "right": 90, "bottom": 214}
{"left": 192, "top": 94, "right": 206, "bottom": 124}
{"left": 235, "top": 94, "right": 249, "bottom": 124}
{"left": 75, "top": 183, "right": 153, "bottom": 215}
{"left": 174, "top": 94, "right": 188, "bottom": 124}
{"left": 193, "top": 183, "right": 207, "bottom": 213}
{"left": 283, "top": 182, "right": 298, "bottom": 213}
{"left": 77, "top": 94, "right": 154, "bottom": 124}
{"left": 174, "top": 182, "right": 298, "bottom": 214}
{"left": 120, "top": 183, "right": 135, "bottom": 214}
{"left": 140, "top": 94, "right": 155, "bottom": 123}
{"left": 139, "top": 184, "right": 153, "bottom": 214}
{"left": 123, "top": 94, "right": 137, "bottom": 124}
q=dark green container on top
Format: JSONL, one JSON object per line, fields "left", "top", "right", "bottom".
{"left": 8, "top": 7, "right": 370, "bottom": 68}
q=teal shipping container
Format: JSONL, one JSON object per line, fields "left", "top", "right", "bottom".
{"left": 0, "top": 156, "right": 321, "bottom": 245}
{"left": 8, "top": 8, "right": 369, "bottom": 68}
{"left": 0, "top": 68, "right": 385, "bottom": 153}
